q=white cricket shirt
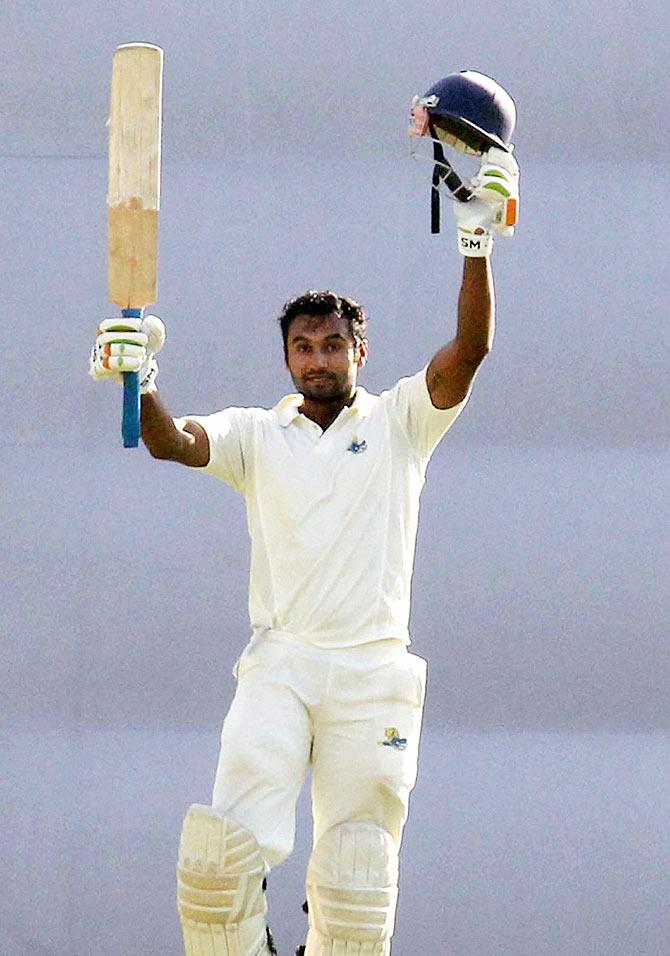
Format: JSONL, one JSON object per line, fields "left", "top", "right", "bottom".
{"left": 183, "top": 369, "right": 468, "bottom": 648}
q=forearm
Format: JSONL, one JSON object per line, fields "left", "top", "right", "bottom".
{"left": 141, "top": 391, "right": 198, "bottom": 461}
{"left": 456, "top": 256, "right": 495, "bottom": 364}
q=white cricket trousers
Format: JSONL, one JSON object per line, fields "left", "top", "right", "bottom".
{"left": 211, "top": 631, "right": 427, "bottom": 868}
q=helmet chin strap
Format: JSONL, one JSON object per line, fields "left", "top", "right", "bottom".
{"left": 409, "top": 100, "right": 480, "bottom": 233}
{"left": 429, "top": 122, "right": 474, "bottom": 234}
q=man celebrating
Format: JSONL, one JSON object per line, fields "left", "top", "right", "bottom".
{"left": 90, "top": 86, "right": 518, "bottom": 956}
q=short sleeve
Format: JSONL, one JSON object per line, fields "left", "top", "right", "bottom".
{"left": 174, "top": 407, "right": 252, "bottom": 493}
{"left": 382, "top": 367, "right": 471, "bottom": 460}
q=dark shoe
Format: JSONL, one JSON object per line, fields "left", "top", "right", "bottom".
{"left": 294, "top": 898, "right": 308, "bottom": 954}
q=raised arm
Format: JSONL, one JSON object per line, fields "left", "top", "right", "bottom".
{"left": 141, "top": 392, "right": 210, "bottom": 466}
{"left": 426, "top": 146, "right": 519, "bottom": 409}
{"left": 426, "top": 257, "right": 494, "bottom": 409}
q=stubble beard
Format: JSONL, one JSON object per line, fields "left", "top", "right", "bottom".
{"left": 295, "top": 372, "right": 353, "bottom": 406}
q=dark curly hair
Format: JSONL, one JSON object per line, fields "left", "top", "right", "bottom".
{"left": 277, "top": 290, "right": 368, "bottom": 362}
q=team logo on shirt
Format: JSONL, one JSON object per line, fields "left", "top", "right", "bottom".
{"left": 347, "top": 437, "right": 367, "bottom": 454}
{"left": 379, "top": 727, "right": 408, "bottom": 750}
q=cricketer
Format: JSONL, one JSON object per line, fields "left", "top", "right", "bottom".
{"left": 90, "top": 72, "right": 519, "bottom": 956}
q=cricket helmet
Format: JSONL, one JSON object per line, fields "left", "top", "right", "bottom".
{"left": 413, "top": 70, "right": 516, "bottom": 154}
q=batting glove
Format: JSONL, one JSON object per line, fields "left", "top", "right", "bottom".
{"left": 453, "top": 197, "right": 496, "bottom": 257}
{"left": 452, "top": 147, "right": 519, "bottom": 256}
{"left": 470, "top": 146, "right": 519, "bottom": 237}
{"left": 89, "top": 314, "right": 165, "bottom": 394}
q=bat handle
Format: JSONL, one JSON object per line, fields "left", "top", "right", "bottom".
{"left": 121, "top": 307, "right": 143, "bottom": 448}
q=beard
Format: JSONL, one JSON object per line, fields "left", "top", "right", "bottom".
{"left": 293, "top": 371, "right": 353, "bottom": 404}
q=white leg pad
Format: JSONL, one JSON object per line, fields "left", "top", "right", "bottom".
{"left": 177, "top": 804, "right": 272, "bottom": 956}
{"left": 304, "top": 822, "right": 399, "bottom": 956}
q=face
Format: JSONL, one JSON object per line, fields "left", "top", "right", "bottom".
{"left": 286, "top": 312, "right": 367, "bottom": 404}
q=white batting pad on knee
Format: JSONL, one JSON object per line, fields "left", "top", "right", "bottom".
{"left": 177, "top": 804, "right": 271, "bottom": 956}
{"left": 305, "top": 822, "right": 399, "bottom": 956}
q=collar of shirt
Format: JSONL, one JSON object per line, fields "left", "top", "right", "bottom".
{"left": 273, "top": 386, "right": 376, "bottom": 428}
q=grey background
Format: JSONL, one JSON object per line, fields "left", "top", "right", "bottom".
{"left": 1, "top": 1, "right": 669, "bottom": 955}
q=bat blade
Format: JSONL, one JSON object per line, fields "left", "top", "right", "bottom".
{"left": 107, "top": 42, "right": 163, "bottom": 447}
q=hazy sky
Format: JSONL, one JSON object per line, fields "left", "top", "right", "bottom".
{"left": 1, "top": 3, "right": 668, "bottom": 954}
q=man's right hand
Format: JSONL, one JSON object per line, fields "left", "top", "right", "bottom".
{"left": 89, "top": 314, "right": 165, "bottom": 394}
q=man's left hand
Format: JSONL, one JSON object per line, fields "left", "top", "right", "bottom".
{"left": 470, "top": 146, "right": 520, "bottom": 237}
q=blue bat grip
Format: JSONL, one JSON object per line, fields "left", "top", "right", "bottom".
{"left": 121, "top": 307, "right": 143, "bottom": 448}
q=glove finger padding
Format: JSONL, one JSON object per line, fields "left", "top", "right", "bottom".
{"left": 480, "top": 146, "right": 519, "bottom": 177}
{"left": 97, "top": 331, "right": 148, "bottom": 349}
{"left": 104, "top": 343, "right": 146, "bottom": 358}
{"left": 89, "top": 315, "right": 165, "bottom": 391}
{"left": 471, "top": 147, "right": 520, "bottom": 235}
{"left": 90, "top": 348, "right": 145, "bottom": 375}
{"left": 98, "top": 315, "right": 165, "bottom": 354}
{"left": 98, "top": 318, "right": 143, "bottom": 334}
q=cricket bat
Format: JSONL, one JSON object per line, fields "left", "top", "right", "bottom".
{"left": 107, "top": 42, "right": 163, "bottom": 447}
